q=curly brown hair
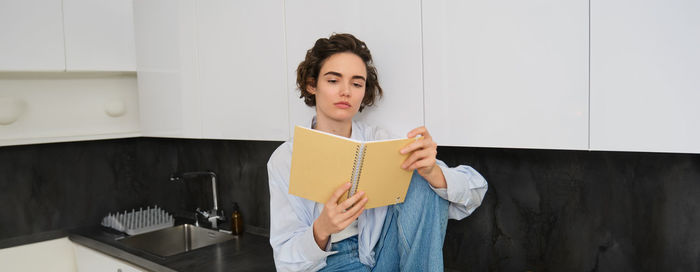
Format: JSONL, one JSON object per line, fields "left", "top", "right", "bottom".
{"left": 296, "top": 33, "right": 383, "bottom": 112}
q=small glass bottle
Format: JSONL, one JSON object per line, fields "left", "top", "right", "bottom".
{"left": 231, "top": 202, "right": 243, "bottom": 235}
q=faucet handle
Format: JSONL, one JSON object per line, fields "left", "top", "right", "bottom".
{"left": 193, "top": 211, "right": 201, "bottom": 227}
{"left": 195, "top": 208, "right": 210, "bottom": 218}
{"left": 170, "top": 174, "right": 182, "bottom": 182}
{"left": 214, "top": 208, "right": 225, "bottom": 223}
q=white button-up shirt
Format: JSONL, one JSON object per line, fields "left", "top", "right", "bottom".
{"left": 267, "top": 120, "right": 488, "bottom": 271}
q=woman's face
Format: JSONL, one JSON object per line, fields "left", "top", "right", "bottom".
{"left": 308, "top": 52, "right": 367, "bottom": 124}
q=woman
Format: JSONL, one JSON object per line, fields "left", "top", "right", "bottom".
{"left": 267, "top": 33, "right": 488, "bottom": 271}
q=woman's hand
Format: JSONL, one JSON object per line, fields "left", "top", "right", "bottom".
{"left": 312, "top": 182, "right": 368, "bottom": 250}
{"left": 400, "top": 126, "right": 447, "bottom": 188}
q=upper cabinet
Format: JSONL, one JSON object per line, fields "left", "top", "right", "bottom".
{"left": 0, "top": 72, "right": 140, "bottom": 147}
{"left": 0, "top": 0, "right": 138, "bottom": 147}
{"left": 422, "top": 0, "right": 589, "bottom": 149}
{"left": 134, "top": 0, "right": 288, "bottom": 140}
{"left": 285, "top": 0, "right": 424, "bottom": 138}
{"left": 63, "top": 0, "right": 136, "bottom": 71}
{"left": 197, "top": 0, "right": 288, "bottom": 140}
{"left": 133, "top": 0, "right": 199, "bottom": 138}
{"left": 590, "top": 0, "right": 700, "bottom": 153}
{"left": 3, "top": 0, "right": 697, "bottom": 153}
{"left": 0, "top": 0, "right": 135, "bottom": 72}
{"left": 0, "top": 0, "right": 65, "bottom": 71}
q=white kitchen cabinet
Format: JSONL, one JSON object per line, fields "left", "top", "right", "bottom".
{"left": 197, "top": 0, "right": 288, "bottom": 140}
{"left": 0, "top": 0, "right": 135, "bottom": 72}
{"left": 63, "top": 0, "right": 137, "bottom": 71}
{"left": 134, "top": 0, "right": 288, "bottom": 140}
{"left": 0, "top": 238, "right": 76, "bottom": 272}
{"left": 285, "top": 0, "right": 424, "bottom": 138}
{"left": 422, "top": 0, "right": 589, "bottom": 149}
{"left": 0, "top": 0, "right": 65, "bottom": 71}
{"left": 0, "top": 72, "right": 140, "bottom": 147}
{"left": 133, "top": 0, "right": 199, "bottom": 138}
{"left": 590, "top": 0, "right": 700, "bottom": 153}
{"left": 73, "top": 243, "right": 144, "bottom": 272}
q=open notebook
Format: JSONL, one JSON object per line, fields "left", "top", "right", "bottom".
{"left": 289, "top": 126, "right": 420, "bottom": 209}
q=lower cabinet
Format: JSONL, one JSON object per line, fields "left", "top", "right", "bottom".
{"left": 73, "top": 243, "right": 144, "bottom": 272}
{"left": 0, "top": 237, "right": 145, "bottom": 272}
{"left": 0, "top": 238, "right": 76, "bottom": 272}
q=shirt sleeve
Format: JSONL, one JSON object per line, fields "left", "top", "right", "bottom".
{"left": 268, "top": 160, "right": 335, "bottom": 271}
{"left": 428, "top": 160, "right": 488, "bottom": 220}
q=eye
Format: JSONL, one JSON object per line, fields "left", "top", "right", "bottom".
{"left": 353, "top": 83, "right": 364, "bottom": 88}
{"left": 328, "top": 79, "right": 337, "bottom": 84}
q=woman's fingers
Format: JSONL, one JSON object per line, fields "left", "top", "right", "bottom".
{"left": 407, "top": 126, "right": 431, "bottom": 139}
{"left": 332, "top": 195, "right": 368, "bottom": 229}
{"left": 401, "top": 149, "right": 420, "bottom": 169}
{"left": 344, "top": 195, "right": 368, "bottom": 215}
{"left": 401, "top": 126, "right": 439, "bottom": 173}
{"left": 400, "top": 137, "right": 438, "bottom": 154}
{"left": 327, "top": 182, "right": 352, "bottom": 207}
{"left": 316, "top": 183, "right": 367, "bottom": 238}
{"left": 401, "top": 138, "right": 433, "bottom": 154}
{"left": 400, "top": 139, "right": 423, "bottom": 154}
{"left": 338, "top": 198, "right": 367, "bottom": 227}
{"left": 409, "top": 157, "right": 437, "bottom": 171}
{"left": 338, "top": 190, "right": 365, "bottom": 212}
{"left": 402, "top": 148, "right": 435, "bottom": 169}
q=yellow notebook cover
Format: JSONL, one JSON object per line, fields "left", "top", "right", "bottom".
{"left": 289, "top": 126, "right": 418, "bottom": 209}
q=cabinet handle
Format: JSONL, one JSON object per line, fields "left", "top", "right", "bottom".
{"left": 0, "top": 97, "right": 26, "bottom": 125}
{"left": 104, "top": 99, "right": 127, "bottom": 117}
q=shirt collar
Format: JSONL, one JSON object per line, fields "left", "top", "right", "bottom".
{"left": 310, "top": 115, "right": 362, "bottom": 141}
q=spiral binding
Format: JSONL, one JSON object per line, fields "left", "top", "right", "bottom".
{"left": 356, "top": 145, "right": 367, "bottom": 190}
{"left": 348, "top": 143, "right": 367, "bottom": 199}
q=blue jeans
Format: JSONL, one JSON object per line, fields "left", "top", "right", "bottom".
{"left": 320, "top": 172, "right": 450, "bottom": 271}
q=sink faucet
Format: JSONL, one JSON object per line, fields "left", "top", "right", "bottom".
{"left": 170, "top": 171, "right": 223, "bottom": 229}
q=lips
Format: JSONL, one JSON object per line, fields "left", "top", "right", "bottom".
{"left": 334, "top": 102, "right": 351, "bottom": 109}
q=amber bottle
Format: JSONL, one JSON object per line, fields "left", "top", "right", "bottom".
{"left": 231, "top": 202, "right": 243, "bottom": 235}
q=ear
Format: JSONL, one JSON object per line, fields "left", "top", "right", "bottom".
{"left": 306, "top": 84, "right": 316, "bottom": 95}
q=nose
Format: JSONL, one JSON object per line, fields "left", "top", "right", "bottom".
{"left": 339, "top": 82, "right": 350, "bottom": 97}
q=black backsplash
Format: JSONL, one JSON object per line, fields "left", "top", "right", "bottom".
{"left": 0, "top": 137, "right": 281, "bottom": 239}
{"left": 437, "top": 147, "right": 700, "bottom": 271}
{"left": 1, "top": 138, "right": 699, "bottom": 271}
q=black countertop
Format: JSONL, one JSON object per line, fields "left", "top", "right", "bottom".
{"left": 1, "top": 226, "right": 275, "bottom": 272}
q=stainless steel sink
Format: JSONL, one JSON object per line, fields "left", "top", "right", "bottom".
{"left": 118, "top": 224, "right": 234, "bottom": 257}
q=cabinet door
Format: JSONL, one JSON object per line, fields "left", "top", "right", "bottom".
{"left": 63, "top": 0, "right": 137, "bottom": 71}
{"left": 590, "top": 0, "right": 700, "bottom": 153}
{"left": 134, "top": 0, "right": 201, "bottom": 138}
{"left": 0, "top": 238, "right": 76, "bottom": 272}
{"left": 73, "top": 243, "right": 144, "bottom": 272}
{"left": 423, "top": 0, "right": 589, "bottom": 149}
{"left": 0, "top": 72, "right": 140, "bottom": 147}
{"left": 197, "top": 0, "right": 288, "bottom": 141}
{"left": 285, "top": 0, "right": 424, "bottom": 138}
{"left": 0, "top": 0, "right": 65, "bottom": 71}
